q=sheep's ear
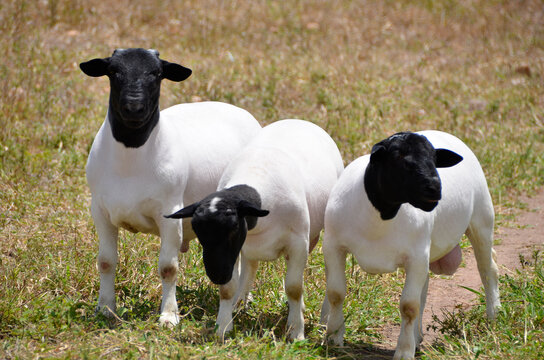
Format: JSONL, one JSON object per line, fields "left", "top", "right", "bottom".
{"left": 237, "top": 200, "right": 269, "bottom": 218}
{"left": 370, "top": 144, "right": 387, "bottom": 164}
{"left": 164, "top": 202, "right": 199, "bottom": 219}
{"left": 80, "top": 58, "right": 110, "bottom": 77}
{"left": 435, "top": 149, "right": 463, "bottom": 168}
{"left": 161, "top": 60, "right": 192, "bottom": 82}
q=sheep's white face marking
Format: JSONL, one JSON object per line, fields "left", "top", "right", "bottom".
{"left": 209, "top": 197, "right": 221, "bottom": 213}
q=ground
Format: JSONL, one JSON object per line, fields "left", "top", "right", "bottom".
{"left": 381, "top": 188, "right": 544, "bottom": 350}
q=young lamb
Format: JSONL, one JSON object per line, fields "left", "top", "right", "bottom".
{"left": 166, "top": 119, "right": 344, "bottom": 340}
{"left": 80, "top": 48, "right": 261, "bottom": 326}
{"left": 320, "top": 130, "right": 501, "bottom": 360}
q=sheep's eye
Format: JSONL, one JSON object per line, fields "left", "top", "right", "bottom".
{"left": 392, "top": 152, "right": 405, "bottom": 162}
{"left": 107, "top": 65, "right": 119, "bottom": 76}
{"left": 403, "top": 159, "right": 417, "bottom": 171}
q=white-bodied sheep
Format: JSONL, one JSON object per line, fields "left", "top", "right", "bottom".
{"left": 80, "top": 48, "right": 261, "bottom": 326}
{"left": 167, "top": 119, "right": 344, "bottom": 340}
{"left": 320, "top": 130, "right": 500, "bottom": 360}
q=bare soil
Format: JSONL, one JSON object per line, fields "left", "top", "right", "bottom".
{"left": 380, "top": 189, "right": 544, "bottom": 349}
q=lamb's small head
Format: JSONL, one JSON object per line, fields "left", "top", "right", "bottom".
{"left": 366, "top": 132, "right": 463, "bottom": 219}
{"left": 165, "top": 187, "right": 269, "bottom": 285}
{"left": 79, "top": 48, "right": 191, "bottom": 130}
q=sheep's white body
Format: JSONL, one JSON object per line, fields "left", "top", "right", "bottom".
{"left": 321, "top": 130, "right": 500, "bottom": 359}
{"left": 87, "top": 101, "right": 261, "bottom": 326}
{"left": 216, "top": 119, "right": 344, "bottom": 339}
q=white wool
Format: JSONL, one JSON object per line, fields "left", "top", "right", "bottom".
{"left": 87, "top": 101, "right": 261, "bottom": 326}
{"left": 214, "top": 119, "right": 344, "bottom": 340}
{"left": 321, "top": 130, "right": 501, "bottom": 359}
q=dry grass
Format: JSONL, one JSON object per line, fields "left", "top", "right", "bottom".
{"left": 1, "top": 0, "right": 543, "bottom": 358}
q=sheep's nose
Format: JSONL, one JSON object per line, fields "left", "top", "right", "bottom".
{"left": 424, "top": 177, "right": 442, "bottom": 197}
{"left": 123, "top": 101, "right": 145, "bottom": 114}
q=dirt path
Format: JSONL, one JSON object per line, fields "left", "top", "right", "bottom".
{"left": 380, "top": 188, "right": 544, "bottom": 349}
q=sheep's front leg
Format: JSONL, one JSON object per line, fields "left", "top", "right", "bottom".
{"left": 92, "top": 201, "right": 119, "bottom": 317}
{"left": 158, "top": 218, "right": 183, "bottom": 327}
{"left": 216, "top": 258, "right": 241, "bottom": 340}
{"left": 322, "top": 240, "right": 347, "bottom": 345}
{"left": 285, "top": 238, "right": 308, "bottom": 341}
{"left": 394, "top": 259, "right": 429, "bottom": 360}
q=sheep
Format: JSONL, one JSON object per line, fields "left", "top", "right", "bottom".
{"left": 320, "top": 130, "right": 501, "bottom": 360}
{"left": 166, "top": 119, "right": 344, "bottom": 340}
{"left": 79, "top": 48, "right": 261, "bottom": 326}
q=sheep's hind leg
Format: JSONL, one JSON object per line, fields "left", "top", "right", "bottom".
{"left": 414, "top": 276, "right": 429, "bottom": 346}
{"left": 466, "top": 219, "right": 501, "bottom": 319}
{"left": 322, "top": 240, "right": 347, "bottom": 346}
{"left": 285, "top": 236, "right": 308, "bottom": 340}
{"left": 234, "top": 256, "right": 258, "bottom": 306}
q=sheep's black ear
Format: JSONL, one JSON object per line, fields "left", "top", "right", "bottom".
{"left": 370, "top": 143, "right": 387, "bottom": 164}
{"left": 80, "top": 58, "right": 110, "bottom": 77}
{"left": 161, "top": 60, "right": 192, "bottom": 82}
{"left": 435, "top": 149, "right": 463, "bottom": 168}
{"left": 237, "top": 200, "right": 269, "bottom": 218}
{"left": 164, "top": 202, "right": 199, "bottom": 219}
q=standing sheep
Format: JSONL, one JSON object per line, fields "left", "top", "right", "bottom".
{"left": 320, "top": 130, "right": 500, "bottom": 360}
{"left": 80, "top": 48, "right": 261, "bottom": 326}
{"left": 167, "top": 119, "right": 344, "bottom": 340}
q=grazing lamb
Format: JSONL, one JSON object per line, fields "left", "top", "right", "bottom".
{"left": 166, "top": 119, "right": 344, "bottom": 340}
{"left": 320, "top": 130, "right": 500, "bottom": 360}
{"left": 80, "top": 48, "right": 261, "bottom": 326}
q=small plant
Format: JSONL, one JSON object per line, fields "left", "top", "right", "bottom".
{"left": 425, "top": 251, "right": 544, "bottom": 359}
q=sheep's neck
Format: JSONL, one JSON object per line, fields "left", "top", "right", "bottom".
{"left": 108, "top": 103, "right": 160, "bottom": 148}
{"left": 363, "top": 165, "right": 401, "bottom": 221}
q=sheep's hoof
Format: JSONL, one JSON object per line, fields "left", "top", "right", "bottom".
{"left": 393, "top": 351, "right": 415, "bottom": 360}
{"left": 326, "top": 333, "right": 344, "bottom": 347}
{"left": 159, "top": 313, "right": 179, "bottom": 328}
{"left": 289, "top": 331, "right": 305, "bottom": 341}
{"left": 215, "top": 322, "right": 234, "bottom": 343}
{"left": 95, "top": 305, "right": 116, "bottom": 318}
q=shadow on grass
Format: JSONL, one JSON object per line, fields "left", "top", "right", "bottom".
{"left": 327, "top": 341, "right": 396, "bottom": 359}
{"left": 177, "top": 290, "right": 398, "bottom": 359}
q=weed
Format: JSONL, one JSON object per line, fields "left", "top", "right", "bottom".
{"left": 425, "top": 251, "right": 544, "bottom": 359}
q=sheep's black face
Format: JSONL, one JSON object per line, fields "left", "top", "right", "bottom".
{"left": 365, "top": 132, "right": 463, "bottom": 220}
{"left": 164, "top": 185, "right": 269, "bottom": 285}
{"left": 191, "top": 206, "right": 246, "bottom": 285}
{"left": 79, "top": 48, "right": 192, "bottom": 147}
{"left": 106, "top": 49, "right": 163, "bottom": 129}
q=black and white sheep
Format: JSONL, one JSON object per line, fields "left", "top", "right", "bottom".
{"left": 80, "top": 48, "right": 261, "bottom": 326}
{"left": 320, "top": 130, "right": 500, "bottom": 360}
{"left": 167, "top": 119, "right": 344, "bottom": 340}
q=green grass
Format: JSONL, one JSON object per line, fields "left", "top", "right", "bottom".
{"left": 423, "top": 251, "right": 544, "bottom": 359}
{"left": 1, "top": 0, "right": 543, "bottom": 358}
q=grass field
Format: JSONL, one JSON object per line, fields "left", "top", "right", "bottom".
{"left": 1, "top": 0, "right": 543, "bottom": 358}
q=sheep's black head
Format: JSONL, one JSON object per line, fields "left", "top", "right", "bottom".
{"left": 165, "top": 185, "right": 269, "bottom": 285}
{"left": 79, "top": 48, "right": 192, "bottom": 147}
{"left": 364, "top": 132, "right": 463, "bottom": 220}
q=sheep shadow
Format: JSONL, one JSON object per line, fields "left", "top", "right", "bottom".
{"left": 327, "top": 343, "right": 396, "bottom": 359}
{"left": 176, "top": 285, "right": 399, "bottom": 358}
